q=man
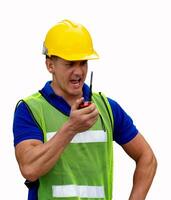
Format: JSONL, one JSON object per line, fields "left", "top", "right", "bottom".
{"left": 13, "top": 19, "right": 157, "bottom": 200}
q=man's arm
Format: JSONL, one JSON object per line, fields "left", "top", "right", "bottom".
{"left": 15, "top": 98, "right": 99, "bottom": 182}
{"left": 122, "top": 133, "right": 157, "bottom": 200}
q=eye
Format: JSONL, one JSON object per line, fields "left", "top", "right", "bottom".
{"left": 80, "top": 60, "right": 87, "bottom": 66}
{"left": 65, "top": 61, "right": 75, "bottom": 67}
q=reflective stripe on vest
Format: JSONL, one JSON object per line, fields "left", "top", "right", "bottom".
{"left": 47, "top": 130, "right": 107, "bottom": 143}
{"left": 52, "top": 185, "right": 105, "bottom": 198}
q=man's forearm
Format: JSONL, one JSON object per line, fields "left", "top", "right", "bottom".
{"left": 16, "top": 122, "right": 76, "bottom": 181}
{"left": 129, "top": 153, "right": 157, "bottom": 200}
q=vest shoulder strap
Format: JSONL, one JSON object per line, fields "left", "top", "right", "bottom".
{"left": 92, "top": 92, "right": 114, "bottom": 131}
{"left": 15, "top": 92, "right": 44, "bottom": 134}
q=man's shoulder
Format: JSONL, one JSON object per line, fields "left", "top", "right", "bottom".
{"left": 23, "top": 92, "right": 42, "bottom": 101}
{"left": 15, "top": 92, "right": 44, "bottom": 115}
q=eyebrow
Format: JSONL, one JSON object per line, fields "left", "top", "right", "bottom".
{"left": 64, "top": 60, "right": 87, "bottom": 64}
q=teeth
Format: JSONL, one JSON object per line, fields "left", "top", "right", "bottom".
{"left": 72, "top": 78, "right": 80, "bottom": 81}
{"left": 72, "top": 77, "right": 81, "bottom": 81}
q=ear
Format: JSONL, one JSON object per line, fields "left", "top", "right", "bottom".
{"left": 46, "top": 59, "right": 55, "bottom": 74}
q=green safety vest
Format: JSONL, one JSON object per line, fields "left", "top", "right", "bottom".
{"left": 23, "top": 92, "right": 114, "bottom": 200}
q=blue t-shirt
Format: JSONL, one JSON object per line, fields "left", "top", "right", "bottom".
{"left": 13, "top": 81, "right": 138, "bottom": 200}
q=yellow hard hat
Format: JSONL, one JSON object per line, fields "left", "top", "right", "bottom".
{"left": 43, "top": 19, "right": 99, "bottom": 61}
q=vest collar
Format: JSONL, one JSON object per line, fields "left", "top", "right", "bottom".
{"left": 39, "top": 81, "right": 90, "bottom": 116}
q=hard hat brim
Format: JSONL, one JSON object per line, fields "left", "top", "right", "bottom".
{"left": 56, "top": 51, "right": 99, "bottom": 61}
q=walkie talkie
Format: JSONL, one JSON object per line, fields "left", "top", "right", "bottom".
{"left": 79, "top": 71, "right": 93, "bottom": 109}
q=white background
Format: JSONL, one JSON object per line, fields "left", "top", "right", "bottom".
{"left": 0, "top": 0, "right": 170, "bottom": 199}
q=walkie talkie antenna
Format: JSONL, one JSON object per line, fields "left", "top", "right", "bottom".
{"left": 89, "top": 71, "right": 93, "bottom": 102}
{"left": 79, "top": 71, "right": 93, "bottom": 109}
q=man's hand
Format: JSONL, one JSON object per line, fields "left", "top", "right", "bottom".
{"left": 67, "top": 97, "right": 99, "bottom": 134}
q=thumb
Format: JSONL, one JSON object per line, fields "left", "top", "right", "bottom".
{"left": 71, "top": 97, "right": 84, "bottom": 111}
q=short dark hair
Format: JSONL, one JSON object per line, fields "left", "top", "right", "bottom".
{"left": 46, "top": 55, "right": 59, "bottom": 60}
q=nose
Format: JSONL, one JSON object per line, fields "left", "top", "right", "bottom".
{"left": 73, "top": 61, "right": 87, "bottom": 75}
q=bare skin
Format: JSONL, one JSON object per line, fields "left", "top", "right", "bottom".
{"left": 122, "top": 134, "right": 157, "bottom": 200}
{"left": 15, "top": 57, "right": 157, "bottom": 199}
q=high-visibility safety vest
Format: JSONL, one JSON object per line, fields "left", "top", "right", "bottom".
{"left": 23, "top": 92, "right": 114, "bottom": 200}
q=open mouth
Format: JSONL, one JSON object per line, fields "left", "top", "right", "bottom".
{"left": 70, "top": 78, "right": 82, "bottom": 88}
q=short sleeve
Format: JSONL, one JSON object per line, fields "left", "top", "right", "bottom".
{"left": 13, "top": 101, "right": 44, "bottom": 146}
{"left": 108, "top": 98, "right": 139, "bottom": 145}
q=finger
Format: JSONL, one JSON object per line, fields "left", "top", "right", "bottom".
{"left": 81, "top": 108, "right": 99, "bottom": 123}
{"left": 71, "top": 97, "right": 84, "bottom": 111}
{"left": 87, "top": 108, "right": 99, "bottom": 119}
{"left": 86, "top": 111, "right": 99, "bottom": 126}
{"left": 81, "top": 103, "right": 97, "bottom": 114}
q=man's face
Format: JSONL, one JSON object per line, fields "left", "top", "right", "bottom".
{"left": 47, "top": 57, "right": 88, "bottom": 99}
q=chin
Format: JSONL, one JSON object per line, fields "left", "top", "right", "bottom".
{"left": 70, "top": 89, "right": 82, "bottom": 97}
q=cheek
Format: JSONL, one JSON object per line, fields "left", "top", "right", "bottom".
{"left": 83, "top": 67, "right": 88, "bottom": 76}
{"left": 61, "top": 73, "right": 69, "bottom": 84}
{"left": 85, "top": 65, "right": 88, "bottom": 72}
